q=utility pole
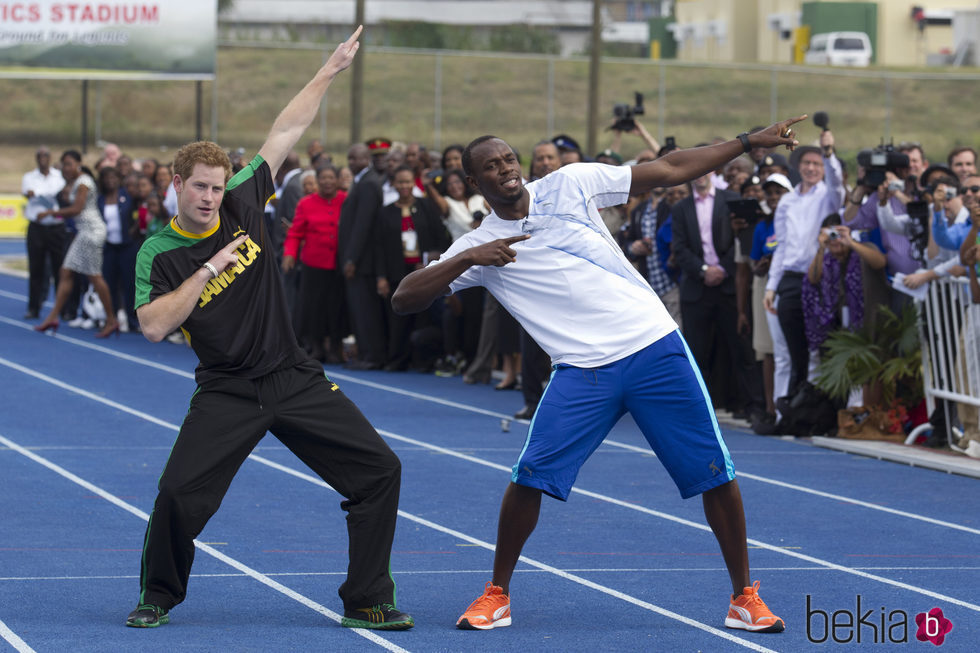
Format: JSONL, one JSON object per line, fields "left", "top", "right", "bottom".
{"left": 351, "top": 0, "right": 365, "bottom": 144}
{"left": 586, "top": 0, "right": 602, "bottom": 157}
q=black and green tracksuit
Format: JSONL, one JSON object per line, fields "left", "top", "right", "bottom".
{"left": 134, "top": 156, "right": 401, "bottom": 611}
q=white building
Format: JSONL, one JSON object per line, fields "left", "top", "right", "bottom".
{"left": 220, "top": 0, "right": 656, "bottom": 56}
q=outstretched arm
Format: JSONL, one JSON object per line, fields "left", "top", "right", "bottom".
{"left": 629, "top": 116, "right": 805, "bottom": 195}
{"left": 257, "top": 26, "right": 362, "bottom": 178}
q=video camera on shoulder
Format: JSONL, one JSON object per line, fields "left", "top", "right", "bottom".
{"left": 611, "top": 92, "right": 644, "bottom": 132}
{"left": 856, "top": 142, "right": 909, "bottom": 189}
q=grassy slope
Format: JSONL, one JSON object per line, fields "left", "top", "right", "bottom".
{"left": 2, "top": 46, "right": 979, "bottom": 192}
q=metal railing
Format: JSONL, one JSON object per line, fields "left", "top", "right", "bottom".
{"left": 907, "top": 276, "right": 980, "bottom": 452}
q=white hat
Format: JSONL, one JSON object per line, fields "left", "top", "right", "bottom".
{"left": 762, "top": 173, "right": 793, "bottom": 192}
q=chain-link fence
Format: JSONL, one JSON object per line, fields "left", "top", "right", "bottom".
{"left": 4, "top": 44, "right": 980, "bottom": 169}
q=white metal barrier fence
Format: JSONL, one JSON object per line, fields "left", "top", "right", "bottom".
{"left": 907, "top": 276, "right": 980, "bottom": 453}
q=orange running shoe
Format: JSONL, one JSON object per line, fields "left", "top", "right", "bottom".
{"left": 725, "top": 581, "right": 785, "bottom": 633}
{"left": 456, "top": 582, "right": 511, "bottom": 630}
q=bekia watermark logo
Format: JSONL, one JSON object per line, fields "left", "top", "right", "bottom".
{"left": 915, "top": 608, "right": 953, "bottom": 646}
{"left": 806, "top": 595, "right": 954, "bottom": 645}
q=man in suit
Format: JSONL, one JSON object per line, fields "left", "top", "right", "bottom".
{"left": 338, "top": 141, "right": 386, "bottom": 369}
{"left": 672, "top": 171, "right": 760, "bottom": 415}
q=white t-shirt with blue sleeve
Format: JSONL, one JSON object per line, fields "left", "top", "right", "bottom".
{"left": 428, "top": 162, "right": 677, "bottom": 368}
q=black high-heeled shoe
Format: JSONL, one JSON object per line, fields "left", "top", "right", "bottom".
{"left": 494, "top": 379, "right": 519, "bottom": 391}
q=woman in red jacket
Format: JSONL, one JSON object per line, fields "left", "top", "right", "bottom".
{"left": 282, "top": 165, "right": 348, "bottom": 362}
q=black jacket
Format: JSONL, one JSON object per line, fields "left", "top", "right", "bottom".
{"left": 670, "top": 188, "right": 739, "bottom": 302}
{"left": 375, "top": 198, "right": 450, "bottom": 287}
{"left": 338, "top": 168, "right": 383, "bottom": 276}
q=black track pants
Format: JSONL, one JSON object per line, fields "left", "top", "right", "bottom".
{"left": 136, "top": 359, "right": 402, "bottom": 611}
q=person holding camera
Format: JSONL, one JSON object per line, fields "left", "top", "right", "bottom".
{"left": 900, "top": 176, "right": 969, "bottom": 289}
{"left": 764, "top": 131, "right": 844, "bottom": 400}
{"left": 886, "top": 175, "right": 975, "bottom": 449}
{"left": 803, "top": 216, "right": 886, "bottom": 354}
{"left": 932, "top": 174, "right": 978, "bottom": 254}
{"left": 843, "top": 164, "right": 919, "bottom": 317}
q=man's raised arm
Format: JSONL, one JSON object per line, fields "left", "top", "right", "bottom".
{"left": 629, "top": 116, "right": 805, "bottom": 195}
{"left": 257, "top": 26, "right": 362, "bottom": 178}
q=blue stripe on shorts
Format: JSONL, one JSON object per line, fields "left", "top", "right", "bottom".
{"left": 511, "top": 330, "right": 735, "bottom": 500}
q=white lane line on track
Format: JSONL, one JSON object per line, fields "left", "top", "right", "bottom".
{"left": 0, "top": 315, "right": 198, "bottom": 379}
{"left": 0, "top": 358, "right": 775, "bottom": 652}
{"left": 0, "top": 433, "right": 407, "bottom": 653}
{"left": 598, "top": 439, "right": 980, "bottom": 537}
{"left": 4, "top": 315, "right": 977, "bottom": 539}
{"left": 4, "top": 358, "right": 980, "bottom": 626}
{"left": 0, "top": 618, "right": 36, "bottom": 653}
{"left": 249, "top": 449, "right": 779, "bottom": 652}
{"left": 378, "top": 430, "right": 980, "bottom": 614}
{"left": 0, "top": 289, "right": 30, "bottom": 301}
{"left": 5, "top": 565, "right": 980, "bottom": 583}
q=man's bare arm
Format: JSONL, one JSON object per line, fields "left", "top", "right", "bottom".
{"left": 257, "top": 26, "right": 361, "bottom": 179}
{"left": 392, "top": 235, "right": 530, "bottom": 314}
{"left": 138, "top": 235, "right": 248, "bottom": 342}
{"left": 629, "top": 116, "right": 804, "bottom": 195}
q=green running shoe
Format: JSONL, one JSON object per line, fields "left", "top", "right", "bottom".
{"left": 341, "top": 604, "right": 414, "bottom": 630}
{"left": 125, "top": 604, "right": 169, "bottom": 628}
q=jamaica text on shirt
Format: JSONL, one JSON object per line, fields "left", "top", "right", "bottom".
{"left": 198, "top": 236, "right": 261, "bottom": 307}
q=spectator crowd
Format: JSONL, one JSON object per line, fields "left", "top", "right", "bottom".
{"left": 20, "top": 120, "right": 980, "bottom": 444}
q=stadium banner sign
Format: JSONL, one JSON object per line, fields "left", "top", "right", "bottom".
{"left": 0, "top": 194, "right": 28, "bottom": 236}
{"left": 0, "top": 1, "right": 216, "bottom": 80}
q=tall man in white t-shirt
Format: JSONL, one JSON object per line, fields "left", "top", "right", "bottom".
{"left": 392, "top": 118, "right": 805, "bottom": 635}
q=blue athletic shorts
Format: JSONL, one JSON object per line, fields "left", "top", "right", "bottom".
{"left": 511, "top": 330, "right": 735, "bottom": 500}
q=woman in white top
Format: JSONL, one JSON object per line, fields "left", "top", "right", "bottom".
{"left": 35, "top": 150, "right": 119, "bottom": 338}
{"left": 426, "top": 169, "right": 489, "bottom": 242}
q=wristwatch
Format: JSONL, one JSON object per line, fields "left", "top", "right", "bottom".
{"left": 737, "top": 132, "right": 752, "bottom": 154}
{"left": 700, "top": 263, "right": 709, "bottom": 278}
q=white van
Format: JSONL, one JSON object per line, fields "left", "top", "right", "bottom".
{"left": 804, "top": 31, "right": 872, "bottom": 67}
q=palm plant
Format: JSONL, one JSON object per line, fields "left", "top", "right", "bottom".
{"left": 814, "top": 304, "right": 923, "bottom": 408}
